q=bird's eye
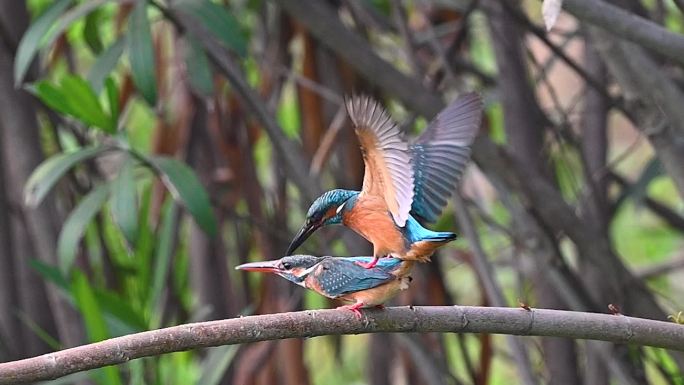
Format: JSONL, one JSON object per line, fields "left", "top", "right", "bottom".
{"left": 282, "top": 262, "right": 292, "bottom": 270}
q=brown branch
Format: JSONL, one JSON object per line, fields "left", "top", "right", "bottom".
{"left": 274, "top": 0, "right": 443, "bottom": 117}
{"left": 560, "top": 0, "right": 684, "bottom": 67}
{"left": 1, "top": 306, "right": 684, "bottom": 384}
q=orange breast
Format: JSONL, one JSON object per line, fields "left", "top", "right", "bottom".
{"left": 343, "top": 194, "right": 406, "bottom": 257}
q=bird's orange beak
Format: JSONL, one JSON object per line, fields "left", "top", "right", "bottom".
{"left": 235, "top": 260, "right": 282, "bottom": 273}
{"left": 286, "top": 220, "right": 321, "bottom": 255}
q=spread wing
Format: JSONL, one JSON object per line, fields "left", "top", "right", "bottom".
{"left": 346, "top": 95, "right": 414, "bottom": 227}
{"left": 313, "top": 258, "right": 396, "bottom": 298}
{"left": 410, "top": 92, "right": 483, "bottom": 222}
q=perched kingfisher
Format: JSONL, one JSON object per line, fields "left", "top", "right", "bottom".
{"left": 236, "top": 255, "right": 413, "bottom": 318}
{"left": 286, "top": 93, "right": 483, "bottom": 268}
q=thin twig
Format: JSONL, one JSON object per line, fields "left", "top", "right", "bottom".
{"left": 309, "top": 104, "right": 347, "bottom": 176}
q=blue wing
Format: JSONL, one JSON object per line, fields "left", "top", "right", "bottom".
{"left": 313, "top": 257, "right": 397, "bottom": 298}
{"left": 410, "top": 93, "right": 482, "bottom": 222}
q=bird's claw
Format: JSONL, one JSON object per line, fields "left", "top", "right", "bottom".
{"left": 355, "top": 257, "right": 380, "bottom": 269}
{"left": 338, "top": 303, "right": 364, "bottom": 319}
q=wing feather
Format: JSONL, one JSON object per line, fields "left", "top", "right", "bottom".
{"left": 410, "top": 92, "right": 483, "bottom": 222}
{"left": 314, "top": 258, "right": 396, "bottom": 298}
{"left": 346, "top": 95, "right": 414, "bottom": 227}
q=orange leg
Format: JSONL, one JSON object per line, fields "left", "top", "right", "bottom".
{"left": 337, "top": 302, "right": 364, "bottom": 319}
{"left": 355, "top": 256, "right": 379, "bottom": 269}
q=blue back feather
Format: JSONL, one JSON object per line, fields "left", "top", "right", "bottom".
{"left": 313, "top": 257, "right": 401, "bottom": 298}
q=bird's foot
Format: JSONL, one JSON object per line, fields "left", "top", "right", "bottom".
{"left": 355, "top": 257, "right": 379, "bottom": 269}
{"left": 337, "top": 303, "right": 364, "bottom": 319}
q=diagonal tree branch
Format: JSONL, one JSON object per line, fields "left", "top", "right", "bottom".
{"left": 1, "top": 306, "right": 684, "bottom": 385}
{"left": 560, "top": 0, "right": 684, "bottom": 67}
{"left": 274, "top": 0, "right": 443, "bottom": 117}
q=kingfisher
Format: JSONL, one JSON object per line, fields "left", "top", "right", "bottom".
{"left": 236, "top": 255, "right": 413, "bottom": 318}
{"left": 286, "top": 93, "right": 483, "bottom": 268}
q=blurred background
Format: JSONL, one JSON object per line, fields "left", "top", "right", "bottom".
{"left": 1, "top": 0, "right": 683, "bottom": 384}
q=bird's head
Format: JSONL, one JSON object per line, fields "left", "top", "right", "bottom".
{"left": 286, "top": 189, "right": 358, "bottom": 254}
{"left": 235, "top": 255, "right": 323, "bottom": 285}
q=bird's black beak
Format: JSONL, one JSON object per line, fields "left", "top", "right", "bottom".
{"left": 235, "top": 259, "right": 282, "bottom": 273}
{"left": 286, "top": 221, "right": 320, "bottom": 255}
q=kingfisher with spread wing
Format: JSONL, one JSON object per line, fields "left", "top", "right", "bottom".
{"left": 286, "top": 93, "right": 483, "bottom": 268}
{"left": 236, "top": 255, "right": 413, "bottom": 318}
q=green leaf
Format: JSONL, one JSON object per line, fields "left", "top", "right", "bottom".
{"left": 135, "top": 184, "right": 155, "bottom": 290}
{"left": 16, "top": 311, "right": 62, "bottom": 351}
{"left": 88, "top": 37, "right": 126, "bottom": 93}
{"left": 14, "top": 0, "right": 72, "bottom": 86}
{"left": 60, "top": 75, "right": 114, "bottom": 132}
{"left": 127, "top": 1, "right": 157, "bottom": 106}
{"left": 149, "top": 200, "right": 178, "bottom": 328}
{"left": 28, "top": 259, "right": 69, "bottom": 290}
{"left": 151, "top": 156, "right": 217, "bottom": 236}
{"left": 176, "top": 0, "right": 247, "bottom": 57}
{"left": 184, "top": 37, "right": 214, "bottom": 96}
{"left": 109, "top": 158, "right": 138, "bottom": 246}
{"left": 83, "top": 8, "right": 104, "bottom": 54}
{"left": 58, "top": 184, "right": 110, "bottom": 274}
{"left": 33, "top": 76, "right": 114, "bottom": 132}
{"left": 94, "top": 289, "right": 147, "bottom": 332}
{"left": 33, "top": 81, "right": 72, "bottom": 117}
{"left": 71, "top": 270, "right": 123, "bottom": 385}
{"left": 24, "top": 146, "right": 109, "bottom": 207}
{"left": 105, "top": 77, "right": 121, "bottom": 128}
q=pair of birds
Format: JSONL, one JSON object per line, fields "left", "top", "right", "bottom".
{"left": 237, "top": 93, "right": 483, "bottom": 317}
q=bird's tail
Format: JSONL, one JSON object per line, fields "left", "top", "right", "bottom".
{"left": 421, "top": 231, "right": 457, "bottom": 243}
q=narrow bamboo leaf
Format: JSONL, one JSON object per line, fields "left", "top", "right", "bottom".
{"left": 71, "top": 270, "right": 123, "bottom": 385}
{"left": 83, "top": 8, "right": 104, "bottom": 54}
{"left": 135, "top": 184, "right": 154, "bottom": 290}
{"left": 176, "top": 0, "right": 247, "bottom": 57}
{"left": 109, "top": 158, "right": 138, "bottom": 246}
{"left": 152, "top": 156, "right": 217, "bottom": 236}
{"left": 40, "top": 0, "right": 110, "bottom": 55}
{"left": 28, "top": 259, "right": 69, "bottom": 290}
{"left": 88, "top": 37, "right": 126, "bottom": 93}
{"left": 127, "top": 1, "right": 158, "bottom": 106}
{"left": 149, "top": 200, "right": 178, "bottom": 328}
{"left": 105, "top": 77, "right": 121, "bottom": 128}
{"left": 14, "top": 0, "right": 72, "bottom": 86}
{"left": 94, "top": 290, "right": 147, "bottom": 332}
{"left": 24, "top": 146, "right": 109, "bottom": 207}
{"left": 16, "top": 312, "right": 62, "bottom": 350}
{"left": 33, "top": 81, "right": 73, "bottom": 117}
{"left": 61, "top": 75, "right": 113, "bottom": 132}
{"left": 58, "top": 184, "right": 110, "bottom": 274}
{"left": 184, "top": 37, "right": 214, "bottom": 96}
{"left": 199, "top": 345, "right": 238, "bottom": 385}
